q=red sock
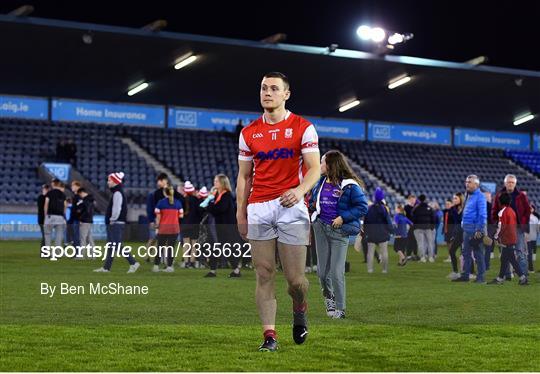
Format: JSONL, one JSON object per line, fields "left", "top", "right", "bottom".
{"left": 293, "top": 301, "right": 307, "bottom": 313}
{"left": 263, "top": 329, "right": 277, "bottom": 340}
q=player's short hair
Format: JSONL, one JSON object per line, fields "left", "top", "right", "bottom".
{"left": 418, "top": 194, "right": 426, "bottom": 202}
{"left": 71, "top": 180, "right": 82, "bottom": 187}
{"left": 407, "top": 194, "right": 416, "bottom": 200}
{"left": 263, "top": 72, "right": 289, "bottom": 90}
{"left": 77, "top": 187, "right": 87, "bottom": 194}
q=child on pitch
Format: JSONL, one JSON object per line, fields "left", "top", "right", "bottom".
{"left": 394, "top": 204, "right": 413, "bottom": 266}
{"left": 487, "top": 192, "right": 528, "bottom": 286}
{"left": 154, "top": 186, "right": 184, "bottom": 272}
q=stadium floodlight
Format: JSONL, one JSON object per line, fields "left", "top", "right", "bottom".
{"left": 513, "top": 113, "right": 534, "bottom": 126}
{"left": 388, "top": 75, "right": 411, "bottom": 90}
{"left": 370, "top": 27, "right": 386, "bottom": 43}
{"left": 8, "top": 5, "right": 34, "bottom": 17}
{"left": 356, "top": 25, "right": 372, "bottom": 40}
{"left": 127, "top": 82, "right": 149, "bottom": 96}
{"left": 388, "top": 33, "right": 405, "bottom": 45}
{"left": 174, "top": 55, "right": 198, "bottom": 70}
{"left": 339, "top": 100, "right": 360, "bottom": 112}
{"left": 465, "top": 56, "right": 488, "bottom": 66}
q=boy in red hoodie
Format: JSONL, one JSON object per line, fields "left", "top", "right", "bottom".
{"left": 488, "top": 193, "right": 528, "bottom": 285}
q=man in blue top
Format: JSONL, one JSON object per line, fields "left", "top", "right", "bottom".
{"left": 453, "top": 175, "right": 487, "bottom": 283}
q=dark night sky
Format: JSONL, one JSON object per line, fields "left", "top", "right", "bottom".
{"left": 1, "top": 0, "right": 540, "bottom": 71}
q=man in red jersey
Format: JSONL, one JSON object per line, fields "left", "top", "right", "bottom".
{"left": 236, "top": 72, "right": 321, "bottom": 351}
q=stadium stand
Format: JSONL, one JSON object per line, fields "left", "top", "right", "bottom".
{"left": 507, "top": 150, "right": 540, "bottom": 176}
{"left": 0, "top": 119, "right": 156, "bottom": 206}
{"left": 318, "top": 138, "right": 540, "bottom": 206}
{"left": 1, "top": 118, "right": 539, "bottom": 210}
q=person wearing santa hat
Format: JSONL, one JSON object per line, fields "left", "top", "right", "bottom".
{"left": 94, "top": 172, "right": 140, "bottom": 273}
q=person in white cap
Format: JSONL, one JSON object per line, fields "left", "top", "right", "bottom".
{"left": 94, "top": 172, "right": 140, "bottom": 273}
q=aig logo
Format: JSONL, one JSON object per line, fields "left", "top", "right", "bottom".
{"left": 175, "top": 110, "right": 197, "bottom": 128}
{"left": 373, "top": 124, "right": 391, "bottom": 139}
{"left": 252, "top": 133, "right": 264, "bottom": 139}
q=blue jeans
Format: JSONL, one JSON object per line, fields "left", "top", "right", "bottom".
{"left": 104, "top": 224, "right": 135, "bottom": 270}
{"left": 312, "top": 219, "right": 350, "bottom": 311}
{"left": 461, "top": 231, "right": 486, "bottom": 282}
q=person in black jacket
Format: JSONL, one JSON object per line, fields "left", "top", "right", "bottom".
{"left": 364, "top": 188, "right": 394, "bottom": 273}
{"left": 201, "top": 174, "right": 243, "bottom": 278}
{"left": 181, "top": 181, "right": 204, "bottom": 268}
{"left": 447, "top": 192, "right": 465, "bottom": 280}
{"left": 76, "top": 187, "right": 95, "bottom": 257}
{"left": 412, "top": 194, "right": 436, "bottom": 263}
{"left": 404, "top": 194, "right": 419, "bottom": 260}
{"left": 37, "top": 184, "right": 50, "bottom": 248}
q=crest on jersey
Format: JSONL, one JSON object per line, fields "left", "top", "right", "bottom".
{"left": 285, "top": 128, "right": 293, "bottom": 138}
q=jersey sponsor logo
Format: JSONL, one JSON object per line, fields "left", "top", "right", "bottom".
{"left": 252, "top": 133, "right": 264, "bottom": 139}
{"left": 255, "top": 148, "right": 294, "bottom": 161}
{"left": 239, "top": 150, "right": 252, "bottom": 157}
{"left": 285, "top": 128, "right": 293, "bottom": 138}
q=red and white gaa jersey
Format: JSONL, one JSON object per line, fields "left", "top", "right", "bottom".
{"left": 239, "top": 111, "right": 319, "bottom": 204}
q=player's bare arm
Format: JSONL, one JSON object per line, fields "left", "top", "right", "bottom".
{"left": 236, "top": 159, "right": 253, "bottom": 239}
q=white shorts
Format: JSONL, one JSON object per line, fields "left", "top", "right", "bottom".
{"left": 247, "top": 197, "right": 310, "bottom": 246}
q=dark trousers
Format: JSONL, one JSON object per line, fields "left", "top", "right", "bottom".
{"left": 498, "top": 245, "right": 524, "bottom": 279}
{"left": 484, "top": 242, "right": 495, "bottom": 270}
{"left": 406, "top": 229, "right": 418, "bottom": 256}
{"left": 39, "top": 224, "right": 45, "bottom": 247}
{"left": 155, "top": 233, "right": 176, "bottom": 267}
{"left": 104, "top": 224, "right": 135, "bottom": 270}
{"left": 448, "top": 239, "right": 462, "bottom": 273}
{"left": 209, "top": 248, "right": 240, "bottom": 271}
{"left": 528, "top": 241, "right": 536, "bottom": 271}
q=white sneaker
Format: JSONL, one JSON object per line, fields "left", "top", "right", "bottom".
{"left": 312, "top": 265, "right": 317, "bottom": 272}
{"left": 93, "top": 267, "right": 109, "bottom": 273}
{"left": 324, "top": 297, "right": 336, "bottom": 317}
{"left": 490, "top": 252, "right": 495, "bottom": 259}
{"left": 447, "top": 272, "right": 461, "bottom": 280}
{"left": 428, "top": 257, "right": 435, "bottom": 263}
{"left": 469, "top": 274, "right": 477, "bottom": 280}
{"left": 305, "top": 267, "right": 312, "bottom": 273}
{"left": 152, "top": 265, "right": 160, "bottom": 273}
{"left": 162, "top": 266, "right": 174, "bottom": 273}
{"left": 443, "top": 257, "right": 451, "bottom": 263}
{"left": 127, "top": 262, "right": 140, "bottom": 274}
{"left": 367, "top": 269, "right": 373, "bottom": 274}
{"left": 382, "top": 270, "right": 388, "bottom": 274}
{"left": 332, "top": 310, "right": 346, "bottom": 319}
{"left": 420, "top": 257, "right": 427, "bottom": 263}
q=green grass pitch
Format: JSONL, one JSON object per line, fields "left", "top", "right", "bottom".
{"left": 1, "top": 241, "right": 539, "bottom": 371}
